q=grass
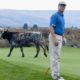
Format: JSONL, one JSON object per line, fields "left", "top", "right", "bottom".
{"left": 0, "top": 46, "right": 80, "bottom": 80}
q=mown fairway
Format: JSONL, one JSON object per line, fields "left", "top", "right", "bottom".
{"left": 0, "top": 46, "right": 80, "bottom": 80}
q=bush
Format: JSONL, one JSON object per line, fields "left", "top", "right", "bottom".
{"left": 0, "top": 39, "right": 10, "bottom": 48}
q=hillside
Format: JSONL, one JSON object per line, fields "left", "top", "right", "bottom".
{"left": 0, "top": 10, "right": 80, "bottom": 28}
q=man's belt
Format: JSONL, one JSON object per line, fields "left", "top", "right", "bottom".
{"left": 55, "top": 32, "right": 63, "bottom": 36}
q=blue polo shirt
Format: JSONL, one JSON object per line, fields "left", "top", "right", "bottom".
{"left": 50, "top": 11, "right": 65, "bottom": 36}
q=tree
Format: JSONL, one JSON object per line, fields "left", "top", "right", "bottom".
{"left": 32, "top": 24, "right": 38, "bottom": 30}
{"left": 23, "top": 23, "right": 28, "bottom": 30}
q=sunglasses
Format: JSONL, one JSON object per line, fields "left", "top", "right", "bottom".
{"left": 59, "top": 4, "right": 66, "bottom": 7}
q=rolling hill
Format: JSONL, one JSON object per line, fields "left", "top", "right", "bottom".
{"left": 0, "top": 10, "right": 80, "bottom": 28}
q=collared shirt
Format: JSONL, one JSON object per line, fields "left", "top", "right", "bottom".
{"left": 50, "top": 11, "right": 65, "bottom": 36}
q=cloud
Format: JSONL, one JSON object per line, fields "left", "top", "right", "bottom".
{"left": 0, "top": 0, "right": 80, "bottom": 10}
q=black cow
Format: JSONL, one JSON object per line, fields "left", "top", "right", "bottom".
{"left": 1, "top": 30, "right": 48, "bottom": 58}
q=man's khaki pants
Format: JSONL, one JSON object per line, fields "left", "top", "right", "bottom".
{"left": 49, "top": 33, "right": 62, "bottom": 79}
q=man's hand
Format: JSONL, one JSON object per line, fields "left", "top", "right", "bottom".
{"left": 54, "top": 38, "right": 59, "bottom": 46}
{"left": 54, "top": 41, "right": 59, "bottom": 46}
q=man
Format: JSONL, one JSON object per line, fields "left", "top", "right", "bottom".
{"left": 49, "top": 1, "right": 66, "bottom": 80}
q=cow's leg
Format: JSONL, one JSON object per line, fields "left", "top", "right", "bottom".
{"left": 40, "top": 44, "right": 47, "bottom": 57}
{"left": 45, "top": 44, "right": 49, "bottom": 53}
{"left": 8, "top": 46, "right": 14, "bottom": 57}
{"left": 20, "top": 46, "right": 24, "bottom": 57}
{"left": 34, "top": 43, "right": 40, "bottom": 58}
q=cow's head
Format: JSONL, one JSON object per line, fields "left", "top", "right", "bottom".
{"left": 1, "top": 30, "right": 9, "bottom": 39}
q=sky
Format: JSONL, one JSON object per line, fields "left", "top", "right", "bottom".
{"left": 0, "top": 0, "right": 80, "bottom": 10}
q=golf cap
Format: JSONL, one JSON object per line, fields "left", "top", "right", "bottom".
{"left": 59, "top": 1, "right": 66, "bottom": 6}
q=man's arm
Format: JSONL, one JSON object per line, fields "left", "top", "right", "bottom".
{"left": 50, "top": 26, "right": 56, "bottom": 39}
{"left": 50, "top": 26, "right": 58, "bottom": 46}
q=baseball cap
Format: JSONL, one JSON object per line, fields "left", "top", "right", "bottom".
{"left": 59, "top": 1, "right": 66, "bottom": 6}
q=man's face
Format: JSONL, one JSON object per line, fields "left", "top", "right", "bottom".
{"left": 58, "top": 4, "right": 66, "bottom": 12}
